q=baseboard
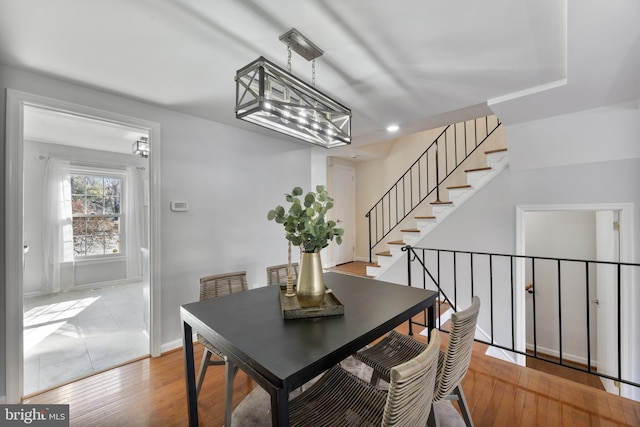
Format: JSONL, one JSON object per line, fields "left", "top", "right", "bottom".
{"left": 525, "top": 344, "right": 597, "bottom": 368}
{"left": 25, "top": 277, "right": 144, "bottom": 298}
{"left": 161, "top": 334, "right": 197, "bottom": 355}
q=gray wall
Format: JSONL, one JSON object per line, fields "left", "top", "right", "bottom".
{"left": 1, "top": 64, "right": 313, "bottom": 399}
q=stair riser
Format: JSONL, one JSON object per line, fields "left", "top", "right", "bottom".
{"left": 377, "top": 256, "right": 393, "bottom": 267}
{"left": 486, "top": 151, "right": 509, "bottom": 168}
{"left": 416, "top": 221, "right": 436, "bottom": 232}
{"left": 432, "top": 204, "right": 454, "bottom": 216}
{"left": 466, "top": 170, "right": 494, "bottom": 188}
{"left": 366, "top": 265, "right": 382, "bottom": 276}
{"left": 402, "top": 233, "right": 422, "bottom": 246}
{"left": 448, "top": 188, "right": 474, "bottom": 207}
{"left": 390, "top": 246, "right": 404, "bottom": 256}
{"left": 448, "top": 188, "right": 472, "bottom": 203}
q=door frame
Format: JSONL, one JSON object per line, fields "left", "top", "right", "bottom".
{"left": 5, "top": 89, "right": 162, "bottom": 402}
{"left": 515, "top": 203, "right": 635, "bottom": 398}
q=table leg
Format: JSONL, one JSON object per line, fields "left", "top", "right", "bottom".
{"left": 427, "top": 304, "right": 436, "bottom": 341}
{"left": 224, "top": 360, "right": 235, "bottom": 427}
{"left": 270, "top": 387, "right": 289, "bottom": 427}
{"left": 182, "top": 321, "right": 199, "bottom": 426}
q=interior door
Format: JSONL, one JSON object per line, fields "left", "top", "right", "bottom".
{"left": 332, "top": 165, "right": 355, "bottom": 265}
{"left": 595, "top": 210, "right": 620, "bottom": 395}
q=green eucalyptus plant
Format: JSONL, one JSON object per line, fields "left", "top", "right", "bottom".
{"left": 267, "top": 186, "right": 344, "bottom": 253}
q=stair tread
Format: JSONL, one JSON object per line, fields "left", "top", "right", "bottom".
{"left": 376, "top": 251, "right": 392, "bottom": 257}
{"left": 415, "top": 216, "right": 436, "bottom": 219}
{"left": 400, "top": 228, "right": 420, "bottom": 233}
{"left": 388, "top": 240, "right": 406, "bottom": 245}
{"left": 485, "top": 148, "right": 508, "bottom": 155}
{"left": 447, "top": 185, "right": 471, "bottom": 190}
{"left": 431, "top": 201, "right": 453, "bottom": 205}
{"left": 465, "top": 166, "right": 492, "bottom": 173}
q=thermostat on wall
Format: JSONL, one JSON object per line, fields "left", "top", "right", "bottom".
{"left": 170, "top": 201, "right": 189, "bottom": 212}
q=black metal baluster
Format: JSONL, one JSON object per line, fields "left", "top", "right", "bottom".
{"left": 367, "top": 212, "right": 372, "bottom": 263}
{"left": 435, "top": 139, "right": 440, "bottom": 202}
{"left": 557, "top": 260, "right": 563, "bottom": 365}
{"left": 532, "top": 258, "right": 537, "bottom": 358}
{"left": 490, "top": 255, "right": 494, "bottom": 345}
{"left": 585, "top": 262, "right": 592, "bottom": 373}
{"left": 617, "top": 263, "right": 622, "bottom": 384}
{"left": 453, "top": 252, "right": 458, "bottom": 309}
{"left": 510, "top": 255, "right": 515, "bottom": 350}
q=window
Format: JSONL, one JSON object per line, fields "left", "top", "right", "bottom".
{"left": 71, "top": 172, "right": 123, "bottom": 257}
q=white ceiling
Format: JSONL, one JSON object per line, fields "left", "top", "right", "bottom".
{"left": 1, "top": 0, "right": 639, "bottom": 159}
{"left": 23, "top": 105, "right": 148, "bottom": 155}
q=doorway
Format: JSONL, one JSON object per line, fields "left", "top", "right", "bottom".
{"left": 5, "top": 90, "right": 162, "bottom": 402}
{"left": 332, "top": 165, "right": 356, "bottom": 266}
{"left": 516, "top": 204, "right": 632, "bottom": 398}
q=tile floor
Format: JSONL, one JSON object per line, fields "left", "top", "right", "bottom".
{"left": 23, "top": 281, "right": 149, "bottom": 396}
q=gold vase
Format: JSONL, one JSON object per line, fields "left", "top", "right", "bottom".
{"left": 296, "top": 252, "right": 325, "bottom": 307}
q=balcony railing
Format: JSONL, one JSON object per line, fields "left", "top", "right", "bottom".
{"left": 404, "top": 245, "right": 640, "bottom": 393}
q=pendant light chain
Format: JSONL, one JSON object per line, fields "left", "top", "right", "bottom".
{"left": 287, "top": 42, "right": 292, "bottom": 73}
{"left": 312, "top": 59, "right": 316, "bottom": 86}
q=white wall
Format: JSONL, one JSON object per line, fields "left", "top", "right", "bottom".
{"left": 1, "top": 64, "right": 315, "bottom": 397}
{"left": 507, "top": 101, "right": 640, "bottom": 171}
{"left": 524, "top": 211, "right": 598, "bottom": 363}
{"left": 22, "top": 140, "right": 148, "bottom": 294}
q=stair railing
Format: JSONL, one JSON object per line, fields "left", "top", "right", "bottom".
{"left": 366, "top": 116, "right": 501, "bottom": 262}
{"left": 404, "top": 245, "right": 640, "bottom": 392}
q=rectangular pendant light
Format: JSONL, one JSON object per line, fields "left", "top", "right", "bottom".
{"left": 235, "top": 55, "right": 351, "bottom": 148}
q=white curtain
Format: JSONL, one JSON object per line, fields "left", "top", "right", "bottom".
{"left": 43, "top": 158, "right": 74, "bottom": 293}
{"left": 125, "top": 166, "right": 144, "bottom": 279}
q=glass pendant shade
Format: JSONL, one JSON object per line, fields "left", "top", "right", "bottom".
{"left": 235, "top": 57, "right": 351, "bottom": 148}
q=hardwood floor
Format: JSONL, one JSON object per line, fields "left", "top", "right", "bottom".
{"left": 525, "top": 353, "right": 605, "bottom": 391}
{"left": 23, "top": 322, "right": 640, "bottom": 426}
{"left": 23, "top": 263, "right": 640, "bottom": 426}
{"left": 328, "top": 260, "right": 373, "bottom": 276}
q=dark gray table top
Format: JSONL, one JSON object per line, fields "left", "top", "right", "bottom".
{"left": 181, "top": 272, "right": 436, "bottom": 391}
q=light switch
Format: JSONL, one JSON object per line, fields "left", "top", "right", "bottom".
{"left": 170, "top": 201, "right": 189, "bottom": 212}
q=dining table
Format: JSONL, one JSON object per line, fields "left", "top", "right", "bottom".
{"left": 180, "top": 271, "right": 437, "bottom": 426}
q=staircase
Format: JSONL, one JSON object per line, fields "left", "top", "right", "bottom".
{"left": 366, "top": 118, "right": 508, "bottom": 277}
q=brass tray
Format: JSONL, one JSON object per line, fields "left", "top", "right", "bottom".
{"left": 279, "top": 286, "right": 344, "bottom": 319}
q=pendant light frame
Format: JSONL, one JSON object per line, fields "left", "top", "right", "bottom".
{"left": 235, "top": 29, "right": 351, "bottom": 148}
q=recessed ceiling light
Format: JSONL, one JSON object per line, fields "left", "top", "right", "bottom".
{"left": 386, "top": 124, "right": 399, "bottom": 132}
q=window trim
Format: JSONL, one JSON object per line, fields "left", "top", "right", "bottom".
{"left": 70, "top": 165, "right": 127, "bottom": 259}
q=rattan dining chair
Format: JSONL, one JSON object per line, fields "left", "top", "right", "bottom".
{"left": 266, "top": 263, "right": 299, "bottom": 286}
{"left": 287, "top": 329, "right": 441, "bottom": 426}
{"left": 355, "top": 296, "right": 481, "bottom": 427}
{"left": 195, "top": 271, "right": 248, "bottom": 397}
